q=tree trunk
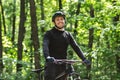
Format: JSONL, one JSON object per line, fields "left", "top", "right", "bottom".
{"left": 0, "top": 11, "right": 3, "bottom": 73}
{"left": 17, "top": 0, "right": 26, "bottom": 72}
{"left": 90, "top": 5, "right": 94, "bottom": 18}
{"left": 40, "top": 0, "right": 45, "bottom": 32}
{"left": 74, "top": 1, "right": 81, "bottom": 36}
{"left": 88, "top": 28, "right": 94, "bottom": 49}
{"left": 113, "top": 14, "right": 120, "bottom": 73}
{"left": 112, "top": 0, "right": 120, "bottom": 75}
{"left": 29, "top": 0, "right": 40, "bottom": 69}
{"left": 30, "top": 37, "right": 34, "bottom": 69}
{"left": 87, "top": 4, "right": 95, "bottom": 80}
{"left": 116, "top": 55, "right": 120, "bottom": 72}
{"left": 25, "top": 0, "right": 34, "bottom": 69}
{"left": 58, "top": 0, "right": 62, "bottom": 10}
{"left": 87, "top": 28, "right": 94, "bottom": 80}
{"left": 11, "top": 0, "right": 16, "bottom": 43}
{"left": 40, "top": 0, "right": 44, "bottom": 20}
{"left": 0, "top": 0, "right": 6, "bottom": 35}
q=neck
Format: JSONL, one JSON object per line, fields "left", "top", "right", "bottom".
{"left": 55, "top": 26, "right": 64, "bottom": 31}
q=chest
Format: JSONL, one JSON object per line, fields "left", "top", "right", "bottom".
{"left": 49, "top": 31, "right": 69, "bottom": 46}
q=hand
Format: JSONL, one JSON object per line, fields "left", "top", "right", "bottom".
{"left": 46, "top": 56, "right": 56, "bottom": 63}
{"left": 83, "top": 59, "right": 91, "bottom": 66}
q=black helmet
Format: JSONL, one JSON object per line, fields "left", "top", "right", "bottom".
{"left": 52, "top": 11, "right": 66, "bottom": 22}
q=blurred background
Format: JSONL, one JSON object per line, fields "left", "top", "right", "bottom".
{"left": 0, "top": 0, "right": 120, "bottom": 80}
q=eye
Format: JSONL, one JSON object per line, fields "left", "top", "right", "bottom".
{"left": 56, "top": 19, "right": 60, "bottom": 21}
{"left": 60, "top": 18, "right": 63, "bottom": 20}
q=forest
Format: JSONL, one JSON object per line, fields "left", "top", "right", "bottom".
{"left": 0, "top": 0, "right": 120, "bottom": 80}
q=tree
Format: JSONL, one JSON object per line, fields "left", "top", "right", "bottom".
{"left": 11, "top": 0, "right": 16, "bottom": 43}
{"left": 0, "top": 0, "right": 6, "bottom": 35}
{"left": 74, "top": 0, "right": 81, "bottom": 35}
{"left": 0, "top": 9, "right": 3, "bottom": 73}
{"left": 87, "top": 4, "right": 94, "bottom": 80}
{"left": 29, "top": 0, "right": 40, "bottom": 69}
{"left": 40, "top": 0, "right": 45, "bottom": 32}
{"left": 17, "top": 0, "right": 26, "bottom": 72}
{"left": 112, "top": 1, "right": 120, "bottom": 73}
{"left": 40, "top": 0, "right": 44, "bottom": 20}
{"left": 58, "top": 0, "right": 62, "bottom": 10}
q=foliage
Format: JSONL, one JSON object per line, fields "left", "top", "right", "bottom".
{"left": 0, "top": 0, "right": 120, "bottom": 80}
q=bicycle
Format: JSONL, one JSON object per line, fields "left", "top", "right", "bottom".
{"left": 55, "top": 59, "right": 82, "bottom": 80}
{"left": 32, "top": 59, "right": 84, "bottom": 80}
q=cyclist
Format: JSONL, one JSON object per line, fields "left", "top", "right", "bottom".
{"left": 43, "top": 11, "right": 91, "bottom": 80}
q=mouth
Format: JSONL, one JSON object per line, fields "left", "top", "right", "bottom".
{"left": 58, "top": 22, "right": 65, "bottom": 26}
{"left": 59, "top": 22, "right": 64, "bottom": 24}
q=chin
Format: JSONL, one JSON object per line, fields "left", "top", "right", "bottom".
{"left": 58, "top": 27, "right": 64, "bottom": 29}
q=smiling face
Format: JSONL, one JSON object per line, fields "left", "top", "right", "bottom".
{"left": 53, "top": 16, "right": 65, "bottom": 29}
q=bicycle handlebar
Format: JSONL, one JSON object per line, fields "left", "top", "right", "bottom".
{"left": 55, "top": 59, "right": 83, "bottom": 64}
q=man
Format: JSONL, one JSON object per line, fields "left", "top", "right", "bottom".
{"left": 43, "top": 11, "right": 90, "bottom": 80}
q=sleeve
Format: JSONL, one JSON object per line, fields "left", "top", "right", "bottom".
{"left": 43, "top": 31, "right": 50, "bottom": 59}
{"left": 69, "top": 33, "right": 86, "bottom": 61}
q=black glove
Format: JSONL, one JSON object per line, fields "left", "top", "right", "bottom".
{"left": 46, "top": 56, "right": 55, "bottom": 63}
{"left": 83, "top": 59, "right": 91, "bottom": 66}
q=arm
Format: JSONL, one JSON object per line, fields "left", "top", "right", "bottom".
{"left": 69, "top": 33, "right": 86, "bottom": 61}
{"left": 43, "top": 31, "right": 56, "bottom": 63}
{"left": 43, "top": 32, "right": 50, "bottom": 59}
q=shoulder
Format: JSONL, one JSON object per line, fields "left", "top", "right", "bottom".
{"left": 44, "top": 28, "right": 53, "bottom": 34}
{"left": 64, "top": 30, "right": 72, "bottom": 37}
{"left": 44, "top": 28, "right": 53, "bottom": 37}
{"left": 64, "top": 30, "right": 70, "bottom": 35}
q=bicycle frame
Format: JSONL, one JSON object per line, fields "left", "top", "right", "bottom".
{"left": 55, "top": 59, "right": 82, "bottom": 80}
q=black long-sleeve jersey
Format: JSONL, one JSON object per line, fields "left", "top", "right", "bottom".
{"left": 43, "top": 27, "right": 86, "bottom": 61}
